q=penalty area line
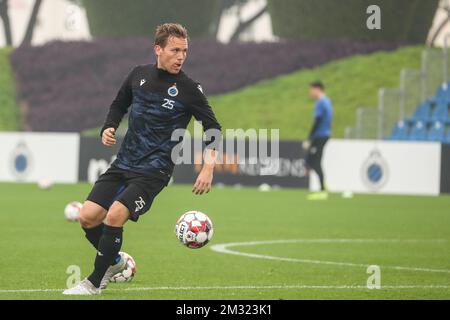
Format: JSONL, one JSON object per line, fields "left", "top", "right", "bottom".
{"left": 210, "top": 239, "right": 450, "bottom": 274}
{"left": 0, "top": 285, "right": 450, "bottom": 294}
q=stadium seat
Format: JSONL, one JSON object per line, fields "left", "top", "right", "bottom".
{"left": 410, "top": 101, "right": 432, "bottom": 123}
{"left": 390, "top": 121, "right": 409, "bottom": 140}
{"left": 427, "top": 121, "right": 445, "bottom": 142}
{"left": 408, "top": 121, "right": 427, "bottom": 141}
{"left": 430, "top": 102, "right": 449, "bottom": 123}
{"left": 434, "top": 83, "right": 450, "bottom": 104}
{"left": 445, "top": 129, "right": 450, "bottom": 144}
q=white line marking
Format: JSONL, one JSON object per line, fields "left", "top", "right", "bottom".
{"left": 1, "top": 239, "right": 448, "bottom": 294}
{"left": 0, "top": 285, "right": 449, "bottom": 294}
{"left": 210, "top": 239, "right": 450, "bottom": 274}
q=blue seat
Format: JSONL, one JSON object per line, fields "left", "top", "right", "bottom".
{"left": 445, "top": 130, "right": 450, "bottom": 144}
{"left": 427, "top": 121, "right": 445, "bottom": 142}
{"left": 409, "top": 121, "right": 427, "bottom": 141}
{"left": 430, "top": 102, "right": 449, "bottom": 122}
{"left": 390, "top": 121, "right": 409, "bottom": 140}
{"left": 435, "top": 83, "right": 450, "bottom": 104}
{"left": 410, "top": 101, "right": 432, "bottom": 122}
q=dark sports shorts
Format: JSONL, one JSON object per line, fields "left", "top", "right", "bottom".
{"left": 306, "top": 137, "right": 329, "bottom": 168}
{"left": 87, "top": 166, "right": 170, "bottom": 222}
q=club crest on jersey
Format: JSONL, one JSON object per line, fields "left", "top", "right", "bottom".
{"left": 168, "top": 84, "right": 178, "bottom": 97}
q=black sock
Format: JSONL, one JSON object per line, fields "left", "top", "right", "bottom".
{"left": 87, "top": 225, "right": 123, "bottom": 288}
{"left": 83, "top": 223, "right": 121, "bottom": 264}
{"left": 83, "top": 223, "right": 104, "bottom": 250}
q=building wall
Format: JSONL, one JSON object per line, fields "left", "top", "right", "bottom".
{"left": 0, "top": 0, "right": 91, "bottom": 47}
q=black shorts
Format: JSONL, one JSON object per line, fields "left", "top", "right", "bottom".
{"left": 306, "top": 137, "right": 329, "bottom": 169}
{"left": 86, "top": 166, "right": 170, "bottom": 222}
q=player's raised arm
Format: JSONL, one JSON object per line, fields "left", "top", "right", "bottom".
{"left": 100, "top": 67, "right": 136, "bottom": 146}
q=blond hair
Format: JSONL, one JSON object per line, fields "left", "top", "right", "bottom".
{"left": 154, "top": 23, "right": 188, "bottom": 47}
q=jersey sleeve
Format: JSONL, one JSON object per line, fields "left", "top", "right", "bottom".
{"left": 314, "top": 100, "right": 325, "bottom": 119}
{"left": 188, "top": 83, "right": 222, "bottom": 148}
{"left": 309, "top": 100, "right": 324, "bottom": 138}
{"left": 100, "top": 67, "right": 136, "bottom": 136}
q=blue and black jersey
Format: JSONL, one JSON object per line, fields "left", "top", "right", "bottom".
{"left": 309, "top": 96, "right": 333, "bottom": 139}
{"left": 101, "top": 64, "right": 221, "bottom": 177}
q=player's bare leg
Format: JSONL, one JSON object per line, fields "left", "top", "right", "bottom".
{"left": 79, "top": 201, "right": 107, "bottom": 228}
{"left": 105, "top": 201, "right": 130, "bottom": 227}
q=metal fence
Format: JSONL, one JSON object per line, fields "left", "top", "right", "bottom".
{"left": 422, "top": 48, "right": 445, "bottom": 100}
{"left": 344, "top": 126, "right": 357, "bottom": 139}
{"left": 347, "top": 38, "right": 450, "bottom": 140}
{"left": 400, "top": 68, "right": 424, "bottom": 119}
{"left": 355, "top": 107, "right": 381, "bottom": 139}
{"left": 378, "top": 88, "right": 403, "bottom": 139}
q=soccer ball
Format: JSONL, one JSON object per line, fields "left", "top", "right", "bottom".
{"left": 110, "top": 252, "right": 137, "bottom": 283}
{"left": 175, "top": 211, "right": 214, "bottom": 249}
{"left": 38, "top": 178, "right": 53, "bottom": 190}
{"left": 64, "top": 201, "right": 82, "bottom": 221}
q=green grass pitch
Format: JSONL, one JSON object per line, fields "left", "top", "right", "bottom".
{"left": 0, "top": 182, "right": 449, "bottom": 300}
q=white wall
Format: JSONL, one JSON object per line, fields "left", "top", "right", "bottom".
{"left": 310, "top": 139, "right": 442, "bottom": 196}
{"left": 0, "top": 0, "right": 91, "bottom": 47}
{"left": 428, "top": 0, "right": 450, "bottom": 47}
{"left": 0, "top": 132, "right": 79, "bottom": 183}
{"left": 216, "top": 0, "right": 276, "bottom": 43}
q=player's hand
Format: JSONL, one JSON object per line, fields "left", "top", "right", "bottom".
{"left": 192, "top": 167, "right": 213, "bottom": 195}
{"left": 102, "top": 128, "right": 116, "bottom": 146}
{"left": 302, "top": 140, "right": 311, "bottom": 150}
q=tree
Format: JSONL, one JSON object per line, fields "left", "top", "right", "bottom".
{"left": 267, "top": 0, "right": 439, "bottom": 43}
{"left": 0, "top": 0, "right": 43, "bottom": 46}
{"left": 0, "top": 0, "right": 12, "bottom": 46}
{"left": 21, "top": 0, "right": 42, "bottom": 46}
{"left": 82, "top": 0, "right": 222, "bottom": 39}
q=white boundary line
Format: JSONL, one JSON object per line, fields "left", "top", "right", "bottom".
{"left": 1, "top": 284, "right": 450, "bottom": 294}
{"left": 1, "top": 239, "right": 448, "bottom": 294}
{"left": 210, "top": 239, "right": 450, "bottom": 274}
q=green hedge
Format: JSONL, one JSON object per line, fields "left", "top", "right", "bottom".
{"left": 84, "top": 46, "right": 424, "bottom": 139}
{"left": 0, "top": 48, "right": 20, "bottom": 131}
{"left": 82, "top": 0, "right": 222, "bottom": 38}
{"left": 268, "top": 0, "right": 438, "bottom": 43}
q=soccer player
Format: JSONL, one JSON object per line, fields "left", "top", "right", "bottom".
{"left": 63, "top": 23, "right": 221, "bottom": 295}
{"left": 304, "top": 81, "right": 333, "bottom": 201}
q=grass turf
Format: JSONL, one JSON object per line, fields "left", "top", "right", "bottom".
{"left": 208, "top": 46, "right": 424, "bottom": 140}
{"left": 0, "top": 183, "right": 449, "bottom": 300}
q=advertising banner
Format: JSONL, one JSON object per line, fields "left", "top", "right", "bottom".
{"left": 440, "top": 144, "right": 450, "bottom": 194}
{"left": 78, "top": 137, "right": 121, "bottom": 183}
{"left": 321, "top": 140, "right": 441, "bottom": 196}
{"left": 173, "top": 139, "right": 309, "bottom": 188}
{"left": 0, "top": 132, "right": 79, "bottom": 183}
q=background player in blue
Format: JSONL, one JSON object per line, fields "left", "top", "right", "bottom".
{"left": 64, "top": 23, "right": 221, "bottom": 295}
{"left": 304, "top": 81, "right": 333, "bottom": 201}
